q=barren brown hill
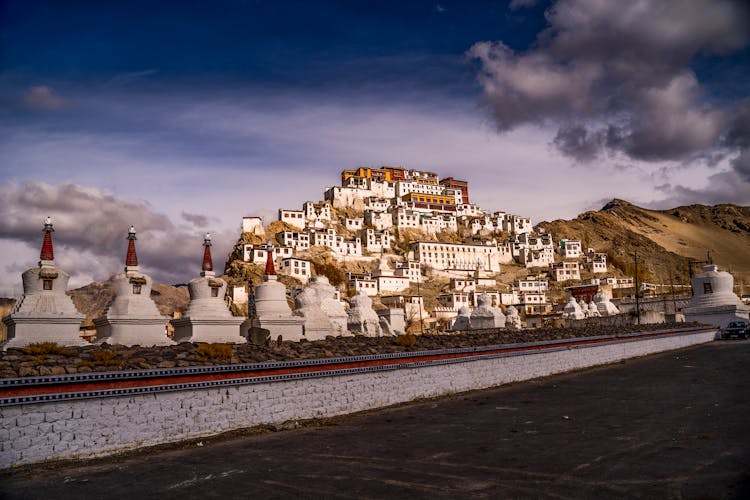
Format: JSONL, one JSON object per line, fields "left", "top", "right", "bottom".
{"left": 538, "top": 199, "right": 750, "bottom": 289}
{"left": 67, "top": 279, "right": 190, "bottom": 325}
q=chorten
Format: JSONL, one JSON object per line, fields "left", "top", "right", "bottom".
{"left": 593, "top": 290, "right": 619, "bottom": 316}
{"left": 251, "top": 245, "right": 304, "bottom": 341}
{"left": 171, "top": 234, "right": 244, "bottom": 343}
{"left": 505, "top": 305, "right": 522, "bottom": 329}
{"left": 94, "top": 226, "right": 174, "bottom": 346}
{"left": 683, "top": 264, "right": 750, "bottom": 329}
{"left": 308, "top": 276, "right": 349, "bottom": 336}
{"left": 452, "top": 306, "right": 471, "bottom": 330}
{"left": 2, "top": 217, "right": 87, "bottom": 349}
{"left": 470, "top": 293, "right": 506, "bottom": 329}
{"left": 347, "top": 291, "right": 383, "bottom": 336}
{"left": 294, "top": 286, "right": 333, "bottom": 341}
{"left": 562, "top": 296, "right": 585, "bottom": 320}
{"left": 587, "top": 301, "right": 600, "bottom": 317}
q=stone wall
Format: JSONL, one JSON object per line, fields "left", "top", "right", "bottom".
{"left": 0, "top": 329, "right": 715, "bottom": 469}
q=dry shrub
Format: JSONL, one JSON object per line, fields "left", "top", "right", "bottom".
{"left": 195, "top": 343, "right": 234, "bottom": 361}
{"left": 395, "top": 334, "right": 417, "bottom": 347}
{"left": 23, "top": 342, "right": 76, "bottom": 357}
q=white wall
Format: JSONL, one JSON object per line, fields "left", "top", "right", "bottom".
{"left": 0, "top": 329, "right": 716, "bottom": 469}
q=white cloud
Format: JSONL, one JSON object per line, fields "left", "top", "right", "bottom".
{"left": 0, "top": 181, "right": 236, "bottom": 296}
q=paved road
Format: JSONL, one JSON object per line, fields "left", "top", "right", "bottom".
{"left": 2, "top": 340, "right": 749, "bottom": 499}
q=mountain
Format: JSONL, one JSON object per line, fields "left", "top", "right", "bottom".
{"left": 537, "top": 199, "right": 750, "bottom": 288}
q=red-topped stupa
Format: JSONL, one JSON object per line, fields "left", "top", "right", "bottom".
{"left": 248, "top": 243, "right": 304, "bottom": 341}
{"left": 2, "top": 217, "right": 86, "bottom": 349}
{"left": 171, "top": 233, "right": 244, "bottom": 343}
{"left": 94, "top": 226, "right": 174, "bottom": 347}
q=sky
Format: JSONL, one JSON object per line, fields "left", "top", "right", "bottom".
{"left": 1, "top": 0, "right": 749, "bottom": 295}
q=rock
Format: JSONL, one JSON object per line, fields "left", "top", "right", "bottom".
{"left": 50, "top": 366, "right": 66, "bottom": 375}
{"left": 157, "top": 360, "right": 176, "bottom": 368}
{"left": 18, "top": 366, "right": 39, "bottom": 377}
{"left": 248, "top": 327, "right": 271, "bottom": 346}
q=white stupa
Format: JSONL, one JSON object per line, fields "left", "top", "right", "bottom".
{"left": 308, "top": 276, "right": 349, "bottom": 336}
{"left": 587, "top": 301, "right": 601, "bottom": 317}
{"left": 593, "top": 290, "right": 619, "bottom": 316}
{"left": 94, "top": 226, "right": 174, "bottom": 346}
{"left": 377, "top": 308, "right": 405, "bottom": 336}
{"left": 2, "top": 217, "right": 87, "bottom": 349}
{"left": 505, "top": 305, "right": 522, "bottom": 329}
{"left": 683, "top": 264, "right": 750, "bottom": 329}
{"left": 562, "top": 296, "right": 585, "bottom": 320}
{"left": 347, "top": 291, "right": 383, "bottom": 336}
{"left": 579, "top": 298, "right": 590, "bottom": 317}
{"left": 251, "top": 245, "right": 304, "bottom": 341}
{"left": 452, "top": 306, "right": 471, "bottom": 330}
{"left": 171, "top": 234, "right": 244, "bottom": 343}
{"left": 470, "top": 293, "right": 506, "bottom": 329}
{"left": 294, "top": 286, "right": 333, "bottom": 340}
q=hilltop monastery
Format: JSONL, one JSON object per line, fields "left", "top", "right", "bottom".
{"left": 238, "top": 165, "right": 627, "bottom": 328}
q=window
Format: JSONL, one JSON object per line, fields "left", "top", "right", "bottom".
{"left": 211, "top": 287, "right": 219, "bottom": 297}
{"left": 43, "top": 279, "right": 53, "bottom": 290}
{"left": 703, "top": 282, "right": 713, "bottom": 294}
{"left": 133, "top": 284, "right": 142, "bottom": 295}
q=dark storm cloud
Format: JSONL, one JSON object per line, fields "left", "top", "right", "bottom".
{"left": 651, "top": 170, "right": 750, "bottom": 208}
{"left": 469, "top": 0, "right": 750, "bottom": 170}
{"left": 0, "top": 181, "right": 235, "bottom": 285}
{"left": 181, "top": 212, "right": 213, "bottom": 227}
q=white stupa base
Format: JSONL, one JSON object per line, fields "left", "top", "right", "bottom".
{"left": 470, "top": 317, "right": 506, "bottom": 329}
{"left": 254, "top": 316, "right": 305, "bottom": 342}
{"left": 171, "top": 317, "right": 245, "bottom": 344}
{"left": 2, "top": 316, "right": 88, "bottom": 350}
{"left": 301, "top": 323, "right": 335, "bottom": 341}
{"left": 94, "top": 317, "right": 175, "bottom": 347}
{"left": 684, "top": 304, "right": 750, "bottom": 331}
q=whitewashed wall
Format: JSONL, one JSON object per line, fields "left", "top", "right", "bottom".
{"left": 0, "top": 330, "right": 715, "bottom": 468}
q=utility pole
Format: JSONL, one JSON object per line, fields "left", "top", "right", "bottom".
{"left": 417, "top": 268, "right": 424, "bottom": 335}
{"left": 634, "top": 252, "right": 641, "bottom": 325}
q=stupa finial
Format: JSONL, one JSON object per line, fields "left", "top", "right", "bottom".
{"left": 201, "top": 232, "right": 214, "bottom": 277}
{"left": 264, "top": 243, "right": 276, "bottom": 279}
{"left": 125, "top": 225, "right": 138, "bottom": 270}
{"left": 39, "top": 216, "right": 55, "bottom": 265}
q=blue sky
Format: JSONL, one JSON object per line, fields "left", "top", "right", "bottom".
{"left": 1, "top": 0, "right": 748, "bottom": 294}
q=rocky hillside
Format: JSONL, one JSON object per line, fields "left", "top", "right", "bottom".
{"left": 67, "top": 279, "right": 190, "bottom": 325}
{"left": 538, "top": 199, "right": 750, "bottom": 288}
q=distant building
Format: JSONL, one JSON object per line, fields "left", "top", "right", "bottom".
{"left": 278, "top": 209, "right": 305, "bottom": 230}
{"left": 558, "top": 239, "right": 582, "bottom": 259}
{"left": 279, "top": 258, "right": 312, "bottom": 284}
{"left": 242, "top": 216, "right": 265, "bottom": 236}
{"left": 550, "top": 261, "right": 581, "bottom": 282}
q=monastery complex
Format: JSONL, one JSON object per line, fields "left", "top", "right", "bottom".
{"left": 237, "top": 165, "right": 624, "bottom": 329}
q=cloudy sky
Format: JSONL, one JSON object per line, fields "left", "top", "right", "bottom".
{"left": 1, "top": 0, "right": 749, "bottom": 295}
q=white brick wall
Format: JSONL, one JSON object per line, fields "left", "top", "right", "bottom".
{"left": 0, "top": 330, "right": 715, "bottom": 468}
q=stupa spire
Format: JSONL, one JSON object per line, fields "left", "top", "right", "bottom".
{"left": 201, "top": 232, "right": 215, "bottom": 277}
{"left": 264, "top": 243, "right": 276, "bottom": 279}
{"left": 125, "top": 225, "right": 138, "bottom": 270}
{"left": 39, "top": 216, "right": 55, "bottom": 265}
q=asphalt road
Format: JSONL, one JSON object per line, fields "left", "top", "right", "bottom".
{"left": 2, "top": 340, "right": 749, "bottom": 499}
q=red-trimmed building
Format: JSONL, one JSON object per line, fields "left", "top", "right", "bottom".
{"left": 439, "top": 177, "right": 469, "bottom": 203}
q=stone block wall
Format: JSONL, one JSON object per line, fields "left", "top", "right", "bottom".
{"left": 0, "top": 329, "right": 715, "bottom": 468}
